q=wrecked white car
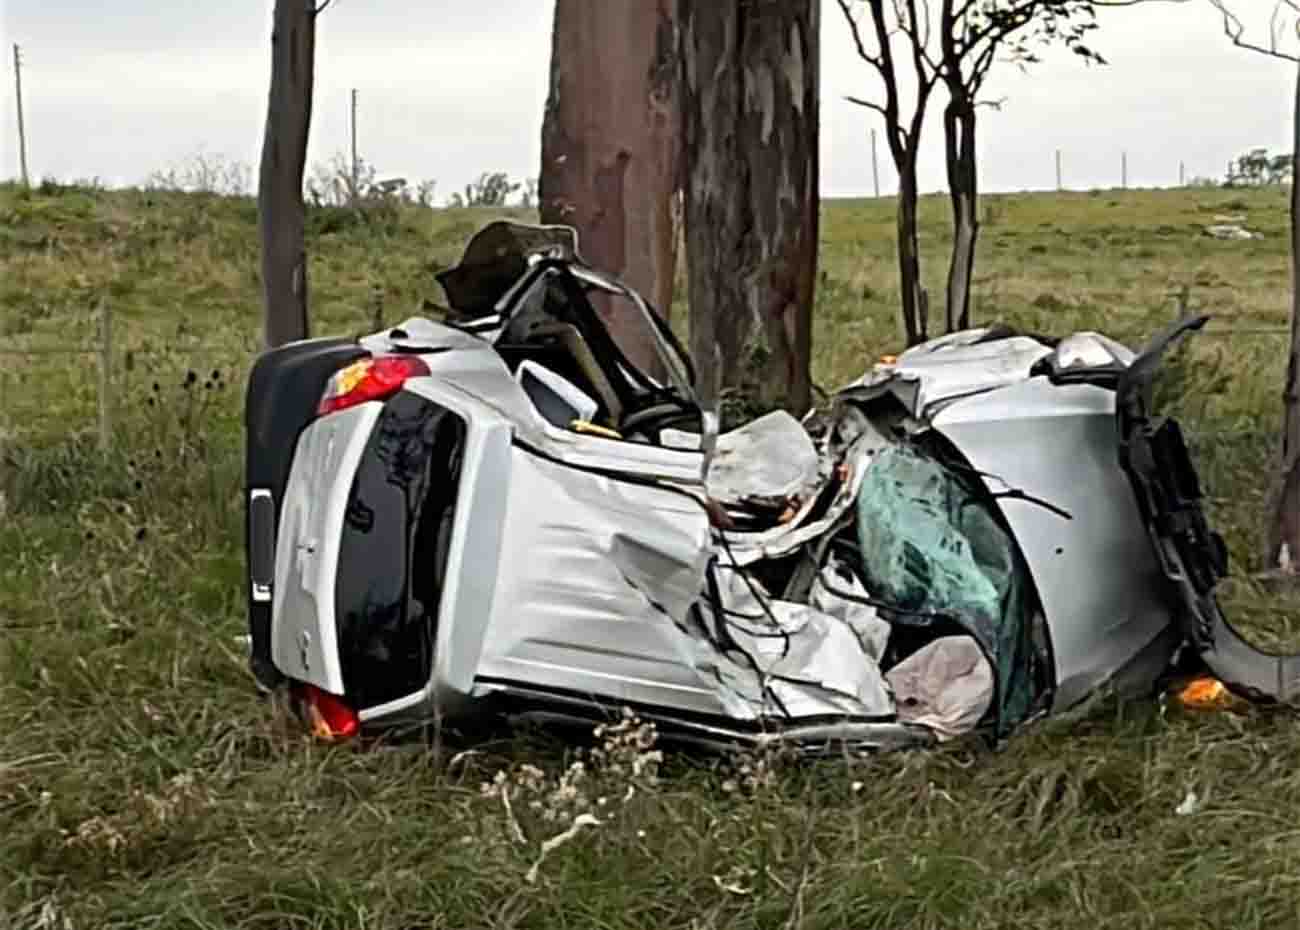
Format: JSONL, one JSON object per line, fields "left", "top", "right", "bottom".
{"left": 243, "top": 222, "right": 1299, "bottom": 751}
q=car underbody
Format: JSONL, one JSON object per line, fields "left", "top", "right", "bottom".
{"left": 243, "top": 222, "right": 1300, "bottom": 752}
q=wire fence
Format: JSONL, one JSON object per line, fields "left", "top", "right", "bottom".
{"left": 0, "top": 302, "right": 252, "bottom": 451}
{"left": 0, "top": 300, "right": 1293, "bottom": 454}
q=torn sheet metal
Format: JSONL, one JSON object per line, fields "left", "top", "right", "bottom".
{"left": 810, "top": 556, "right": 890, "bottom": 663}
{"left": 706, "top": 410, "right": 821, "bottom": 504}
{"left": 841, "top": 329, "right": 1054, "bottom": 417}
{"left": 722, "top": 415, "right": 895, "bottom": 567}
{"left": 692, "top": 572, "right": 895, "bottom": 722}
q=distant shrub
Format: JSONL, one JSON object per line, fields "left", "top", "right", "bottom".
{"left": 34, "top": 176, "right": 105, "bottom": 196}
{"left": 146, "top": 152, "right": 251, "bottom": 196}
{"left": 306, "top": 152, "right": 438, "bottom": 209}
{"left": 1224, "top": 148, "right": 1292, "bottom": 187}
{"left": 448, "top": 172, "right": 522, "bottom": 208}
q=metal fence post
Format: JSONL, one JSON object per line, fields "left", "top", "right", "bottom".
{"left": 98, "top": 301, "right": 112, "bottom": 453}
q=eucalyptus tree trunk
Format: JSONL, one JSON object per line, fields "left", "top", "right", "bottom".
{"left": 539, "top": 0, "right": 679, "bottom": 373}
{"left": 679, "top": 0, "right": 819, "bottom": 415}
{"left": 258, "top": 0, "right": 317, "bottom": 349}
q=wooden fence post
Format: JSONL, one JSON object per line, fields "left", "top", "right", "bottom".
{"left": 98, "top": 301, "right": 112, "bottom": 453}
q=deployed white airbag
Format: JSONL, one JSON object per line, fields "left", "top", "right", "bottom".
{"left": 885, "top": 636, "right": 994, "bottom": 740}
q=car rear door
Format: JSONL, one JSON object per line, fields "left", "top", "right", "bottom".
{"left": 271, "top": 402, "right": 383, "bottom": 696}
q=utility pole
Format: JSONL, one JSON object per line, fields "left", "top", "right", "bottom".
{"left": 349, "top": 88, "right": 359, "bottom": 203}
{"left": 870, "top": 128, "right": 880, "bottom": 198}
{"left": 1122, "top": 151, "right": 1128, "bottom": 190}
{"left": 13, "top": 44, "right": 29, "bottom": 187}
{"left": 1055, "top": 149, "right": 1062, "bottom": 191}
{"left": 1179, "top": 160, "right": 1186, "bottom": 187}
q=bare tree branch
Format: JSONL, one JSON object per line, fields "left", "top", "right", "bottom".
{"left": 900, "top": 0, "right": 941, "bottom": 73}
{"left": 836, "top": 0, "right": 886, "bottom": 68}
{"left": 867, "top": 0, "right": 906, "bottom": 154}
{"left": 845, "top": 95, "right": 890, "bottom": 119}
{"left": 1210, "top": 0, "right": 1300, "bottom": 61}
{"left": 313, "top": 0, "right": 332, "bottom": 15}
{"left": 902, "top": 0, "right": 940, "bottom": 93}
{"left": 917, "top": 0, "right": 933, "bottom": 53}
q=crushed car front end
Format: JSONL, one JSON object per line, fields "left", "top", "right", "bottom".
{"left": 244, "top": 222, "right": 1300, "bottom": 753}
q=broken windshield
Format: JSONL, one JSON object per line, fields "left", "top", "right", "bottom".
{"left": 853, "top": 444, "right": 1048, "bottom": 732}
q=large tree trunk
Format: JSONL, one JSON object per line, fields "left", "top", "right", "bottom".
{"left": 258, "top": 0, "right": 316, "bottom": 350}
{"left": 943, "top": 97, "right": 978, "bottom": 334}
{"left": 1269, "top": 59, "right": 1300, "bottom": 573}
{"left": 539, "top": 0, "right": 679, "bottom": 373}
{"left": 680, "top": 0, "right": 818, "bottom": 415}
{"left": 896, "top": 157, "right": 926, "bottom": 346}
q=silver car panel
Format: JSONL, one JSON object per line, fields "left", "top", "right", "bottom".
{"left": 931, "top": 378, "right": 1174, "bottom": 709}
{"left": 474, "top": 446, "right": 721, "bottom": 715}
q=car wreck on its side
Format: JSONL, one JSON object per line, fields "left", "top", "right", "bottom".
{"left": 243, "top": 222, "right": 1300, "bottom": 752}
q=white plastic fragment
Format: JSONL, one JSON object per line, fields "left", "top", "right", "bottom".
{"left": 1204, "top": 224, "right": 1262, "bottom": 240}
{"left": 1175, "top": 789, "right": 1202, "bottom": 816}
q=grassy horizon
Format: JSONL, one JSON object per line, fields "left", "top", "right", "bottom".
{"left": 3, "top": 180, "right": 1300, "bottom": 928}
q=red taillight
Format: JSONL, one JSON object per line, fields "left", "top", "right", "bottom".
{"left": 298, "top": 683, "right": 360, "bottom": 741}
{"left": 318, "top": 355, "right": 430, "bottom": 415}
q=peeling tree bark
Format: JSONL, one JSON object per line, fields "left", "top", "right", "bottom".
{"left": 680, "top": 0, "right": 818, "bottom": 415}
{"left": 258, "top": 0, "right": 317, "bottom": 350}
{"left": 539, "top": 0, "right": 679, "bottom": 373}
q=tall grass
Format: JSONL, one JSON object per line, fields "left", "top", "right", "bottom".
{"left": 3, "top": 181, "right": 1300, "bottom": 928}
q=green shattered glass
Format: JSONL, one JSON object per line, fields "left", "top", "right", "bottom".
{"left": 855, "top": 444, "right": 1040, "bottom": 732}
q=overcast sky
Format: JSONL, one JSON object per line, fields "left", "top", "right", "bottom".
{"left": 0, "top": 1, "right": 1295, "bottom": 200}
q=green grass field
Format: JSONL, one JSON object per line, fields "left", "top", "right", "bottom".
{"left": 4, "top": 180, "right": 1300, "bottom": 928}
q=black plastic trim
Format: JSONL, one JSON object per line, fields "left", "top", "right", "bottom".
{"left": 1117, "top": 314, "right": 1300, "bottom": 703}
